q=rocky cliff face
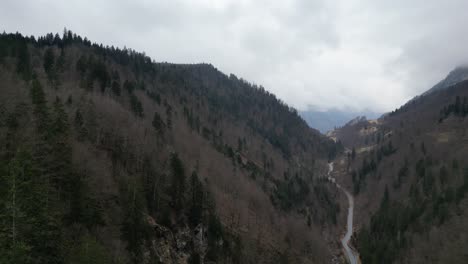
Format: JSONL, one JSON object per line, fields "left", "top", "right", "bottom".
{"left": 144, "top": 215, "right": 209, "bottom": 264}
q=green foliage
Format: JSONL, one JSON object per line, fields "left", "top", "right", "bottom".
{"left": 76, "top": 55, "right": 87, "bottom": 78}
{"left": 358, "top": 164, "right": 468, "bottom": 264}
{"left": 0, "top": 39, "right": 7, "bottom": 64}
{"left": 56, "top": 48, "right": 65, "bottom": 73}
{"left": 30, "top": 78, "right": 46, "bottom": 106}
{"left": 272, "top": 173, "right": 310, "bottom": 211}
{"left": 188, "top": 253, "right": 201, "bottom": 264}
{"left": 204, "top": 200, "right": 243, "bottom": 263}
{"left": 352, "top": 157, "right": 377, "bottom": 194}
{"left": 393, "top": 159, "right": 409, "bottom": 189}
{"left": 2, "top": 29, "right": 337, "bottom": 162}
{"left": 376, "top": 141, "right": 397, "bottom": 162}
{"left": 0, "top": 149, "right": 34, "bottom": 263}
{"left": 205, "top": 212, "right": 225, "bottom": 261}
{"left": 120, "top": 180, "right": 151, "bottom": 264}
{"left": 43, "top": 48, "right": 54, "bottom": 74}
{"left": 124, "top": 80, "right": 135, "bottom": 93}
{"left": 0, "top": 141, "right": 64, "bottom": 264}
{"left": 141, "top": 157, "right": 167, "bottom": 223}
{"left": 0, "top": 73, "right": 108, "bottom": 263}
{"left": 67, "top": 234, "right": 111, "bottom": 264}
{"left": 30, "top": 78, "right": 52, "bottom": 138}
{"left": 110, "top": 70, "right": 121, "bottom": 96}
{"left": 183, "top": 106, "right": 201, "bottom": 132}
{"left": 170, "top": 153, "right": 186, "bottom": 212}
{"left": 111, "top": 80, "right": 121, "bottom": 96}
{"left": 188, "top": 171, "right": 204, "bottom": 227}
{"left": 152, "top": 111, "right": 164, "bottom": 133}
{"left": 52, "top": 97, "right": 69, "bottom": 136}
{"left": 67, "top": 174, "right": 104, "bottom": 229}
{"left": 74, "top": 109, "right": 87, "bottom": 140}
{"left": 455, "top": 167, "right": 468, "bottom": 204}
{"left": 147, "top": 91, "right": 161, "bottom": 105}
{"left": 328, "top": 140, "right": 344, "bottom": 161}
{"left": 0, "top": 30, "right": 340, "bottom": 263}
{"left": 357, "top": 190, "right": 409, "bottom": 264}
{"left": 16, "top": 41, "right": 31, "bottom": 81}
{"left": 75, "top": 55, "right": 110, "bottom": 91}
{"left": 439, "top": 95, "right": 468, "bottom": 121}
{"left": 165, "top": 104, "right": 172, "bottom": 130}
{"left": 313, "top": 181, "right": 340, "bottom": 224}
{"left": 91, "top": 60, "right": 110, "bottom": 92}
{"left": 43, "top": 48, "right": 58, "bottom": 86}
{"left": 129, "top": 94, "right": 144, "bottom": 117}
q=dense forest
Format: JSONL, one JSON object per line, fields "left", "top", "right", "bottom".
{"left": 0, "top": 30, "right": 342, "bottom": 263}
{"left": 2, "top": 28, "right": 467, "bottom": 264}
{"left": 332, "top": 79, "right": 468, "bottom": 263}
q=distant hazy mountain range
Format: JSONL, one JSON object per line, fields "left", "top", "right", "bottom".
{"left": 301, "top": 66, "right": 468, "bottom": 134}
{"left": 300, "top": 109, "right": 382, "bottom": 134}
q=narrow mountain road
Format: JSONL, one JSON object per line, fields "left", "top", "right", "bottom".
{"left": 327, "top": 163, "right": 359, "bottom": 264}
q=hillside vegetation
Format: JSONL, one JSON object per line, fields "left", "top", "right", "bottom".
{"left": 333, "top": 79, "right": 468, "bottom": 263}
{"left": 0, "top": 31, "right": 342, "bottom": 264}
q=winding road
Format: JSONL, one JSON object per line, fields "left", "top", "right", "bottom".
{"left": 327, "top": 163, "right": 359, "bottom": 264}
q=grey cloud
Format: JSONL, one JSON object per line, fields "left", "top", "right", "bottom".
{"left": 1, "top": 0, "right": 468, "bottom": 112}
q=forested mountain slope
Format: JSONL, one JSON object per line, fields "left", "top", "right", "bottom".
{"left": 0, "top": 31, "right": 342, "bottom": 264}
{"left": 332, "top": 74, "right": 468, "bottom": 263}
{"left": 422, "top": 66, "right": 468, "bottom": 96}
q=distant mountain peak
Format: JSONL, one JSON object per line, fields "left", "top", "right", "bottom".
{"left": 423, "top": 66, "right": 468, "bottom": 96}
{"left": 346, "top": 116, "right": 367, "bottom": 126}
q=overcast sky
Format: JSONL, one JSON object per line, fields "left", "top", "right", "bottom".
{"left": 2, "top": 0, "right": 468, "bottom": 112}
